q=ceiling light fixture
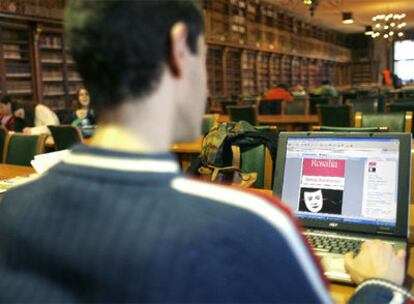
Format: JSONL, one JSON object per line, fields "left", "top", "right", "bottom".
{"left": 303, "top": 0, "right": 319, "bottom": 17}
{"left": 364, "top": 25, "right": 373, "bottom": 36}
{"left": 370, "top": 13, "right": 406, "bottom": 40}
{"left": 342, "top": 12, "right": 354, "bottom": 24}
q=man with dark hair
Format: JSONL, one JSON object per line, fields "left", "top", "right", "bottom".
{"left": 264, "top": 83, "right": 293, "bottom": 102}
{"left": 314, "top": 79, "right": 338, "bottom": 97}
{"left": 0, "top": 1, "right": 411, "bottom": 302}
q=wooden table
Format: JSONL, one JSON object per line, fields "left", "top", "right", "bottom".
{"left": 170, "top": 136, "right": 203, "bottom": 171}
{"left": 0, "top": 164, "right": 35, "bottom": 179}
{"left": 219, "top": 114, "right": 320, "bottom": 131}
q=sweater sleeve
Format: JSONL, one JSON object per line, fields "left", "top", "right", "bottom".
{"left": 28, "top": 104, "right": 60, "bottom": 134}
{"left": 34, "top": 104, "right": 60, "bottom": 127}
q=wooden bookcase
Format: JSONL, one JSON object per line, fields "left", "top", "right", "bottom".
{"left": 241, "top": 49, "right": 256, "bottom": 95}
{"left": 203, "top": 0, "right": 354, "bottom": 98}
{"left": 0, "top": 19, "right": 83, "bottom": 111}
{"left": 224, "top": 48, "right": 241, "bottom": 97}
{"left": 0, "top": 23, "right": 34, "bottom": 102}
{"left": 207, "top": 46, "right": 225, "bottom": 97}
{"left": 256, "top": 52, "right": 270, "bottom": 94}
{"left": 38, "top": 29, "right": 66, "bottom": 110}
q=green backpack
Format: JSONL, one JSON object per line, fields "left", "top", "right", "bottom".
{"left": 199, "top": 121, "right": 257, "bottom": 187}
{"left": 200, "top": 120, "right": 256, "bottom": 168}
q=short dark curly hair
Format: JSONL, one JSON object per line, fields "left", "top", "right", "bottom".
{"left": 65, "top": 0, "right": 204, "bottom": 113}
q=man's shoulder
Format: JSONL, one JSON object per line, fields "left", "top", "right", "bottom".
{"left": 171, "top": 177, "right": 299, "bottom": 238}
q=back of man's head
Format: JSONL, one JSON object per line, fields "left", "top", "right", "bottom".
{"left": 65, "top": 0, "right": 204, "bottom": 114}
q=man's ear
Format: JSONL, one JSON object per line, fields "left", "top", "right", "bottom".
{"left": 168, "top": 22, "right": 189, "bottom": 78}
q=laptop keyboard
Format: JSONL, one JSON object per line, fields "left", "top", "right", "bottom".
{"left": 307, "top": 234, "right": 362, "bottom": 254}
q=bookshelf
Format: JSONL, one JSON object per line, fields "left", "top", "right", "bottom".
{"left": 350, "top": 62, "right": 377, "bottom": 85}
{"left": 38, "top": 30, "right": 66, "bottom": 110}
{"left": 241, "top": 49, "right": 256, "bottom": 95}
{"left": 256, "top": 52, "right": 269, "bottom": 94}
{"left": 224, "top": 48, "right": 241, "bottom": 97}
{"left": 299, "top": 58, "right": 309, "bottom": 88}
{"left": 207, "top": 46, "right": 224, "bottom": 97}
{"left": 281, "top": 55, "right": 292, "bottom": 87}
{"left": 202, "top": 0, "right": 355, "bottom": 98}
{"left": 0, "top": 19, "right": 84, "bottom": 111}
{"left": 291, "top": 56, "right": 300, "bottom": 86}
{"left": 0, "top": 24, "right": 34, "bottom": 101}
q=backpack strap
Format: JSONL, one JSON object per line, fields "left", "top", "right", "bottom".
{"left": 231, "top": 145, "right": 241, "bottom": 168}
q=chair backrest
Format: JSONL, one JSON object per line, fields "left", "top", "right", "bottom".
{"left": 284, "top": 98, "right": 308, "bottom": 115}
{"left": 347, "top": 98, "right": 378, "bottom": 113}
{"left": 239, "top": 96, "right": 257, "bottom": 105}
{"left": 355, "top": 111, "right": 413, "bottom": 133}
{"left": 220, "top": 100, "right": 238, "bottom": 115}
{"left": 258, "top": 99, "right": 283, "bottom": 115}
{"left": 394, "top": 98, "right": 414, "bottom": 104}
{"left": 3, "top": 133, "right": 47, "bottom": 166}
{"left": 400, "top": 90, "right": 414, "bottom": 99}
{"left": 341, "top": 91, "right": 357, "bottom": 103}
{"left": 309, "top": 96, "right": 330, "bottom": 114}
{"left": 356, "top": 89, "right": 378, "bottom": 99}
{"left": 312, "top": 126, "right": 389, "bottom": 132}
{"left": 240, "top": 144, "right": 273, "bottom": 189}
{"left": 48, "top": 125, "right": 83, "bottom": 151}
{"left": 317, "top": 104, "right": 353, "bottom": 127}
{"left": 201, "top": 114, "right": 220, "bottom": 135}
{"left": 228, "top": 105, "right": 258, "bottom": 126}
{"left": 389, "top": 102, "right": 414, "bottom": 113}
{"left": 0, "top": 126, "right": 7, "bottom": 163}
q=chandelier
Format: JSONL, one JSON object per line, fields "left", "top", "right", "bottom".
{"left": 303, "top": 0, "right": 319, "bottom": 17}
{"left": 370, "top": 13, "right": 406, "bottom": 39}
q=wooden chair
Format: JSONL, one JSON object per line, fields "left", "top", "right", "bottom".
{"left": 317, "top": 104, "right": 353, "bottom": 127}
{"left": 239, "top": 144, "right": 273, "bottom": 189}
{"left": 220, "top": 100, "right": 238, "bottom": 115}
{"left": 284, "top": 97, "right": 308, "bottom": 115}
{"left": 201, "top": 114, "right": 220, "bottom": 135}
{"left": 355, "top": 111, "right": 413, "bottom": 133}
{"left": 228, "top": 105, "right": 258, "bottom": 126}
{"left": 3, "top": 133, "right": 47, "bottom": 166}
{"left": 347, "top": 98, "right": 378, "bottom": 114}
{"left": 388, "top": 102, "right": 414, "bottom": 113}
{"left": 48, "top": 125, "right": 83, "bottom": 151}
{"left": 0, "top": 126, "right": 7, "bottom": 163}
{"left": 258, "top": 99, "right": 283, "bottom": 115}
{"left": 309, "top": 95, "right": 330, "bottom": 114}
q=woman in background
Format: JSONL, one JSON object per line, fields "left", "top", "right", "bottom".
{"left": 66, "top": 88, "right": 95, "bottom": 127}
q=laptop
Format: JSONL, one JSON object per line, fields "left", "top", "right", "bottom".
{"left": 273, "top": 132, "right": 411, "bottom": 283}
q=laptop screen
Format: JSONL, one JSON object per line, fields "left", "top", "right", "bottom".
{"left": 280, "top": 136, "right": 400, "bottom": 228}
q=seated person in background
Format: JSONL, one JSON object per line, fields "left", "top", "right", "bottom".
{"left": 0, "top": 0, "right": 411, "bottom": 302}
{"left": 11, "top": 101, "right": 60, "bottom": 134}
{"left": 313, "top": 80, "right": 338, "bottom": 97}
{"left": 264, "top": 83, "right": 293, "bottom": 102}
{"left": 290, "top": 83, "right": 307, "bottom": 97}
{"left": 0, "top": 96, "right": 15, "bottom": 130}
{"left": 65, "top": 88, "right": 96, "bottom": 127}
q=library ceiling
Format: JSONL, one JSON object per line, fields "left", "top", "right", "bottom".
{"left": 269, "top": 0, "right": 414, "bottom": 33}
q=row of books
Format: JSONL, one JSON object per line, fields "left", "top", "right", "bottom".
{"left": 7, "top": 80, "right": 32, "bottom": 93}
{"left": 42, "top": 83, "right": 65, "bottom": 95}
{"left": 40, "top": 35, "right": 62, "bottom": 49}
{"left": 40, "top": 52, "right": 63, "bottom": 63}
{"left": 42, "top": 68, "right": 64, "bottom": 80}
